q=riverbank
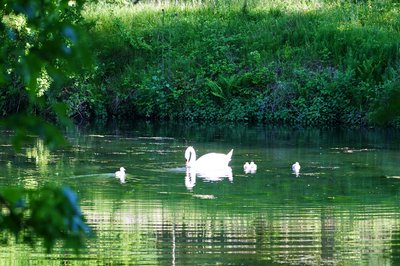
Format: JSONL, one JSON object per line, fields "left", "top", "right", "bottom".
{"left": 5, "top": 0, "right": 400, "bottom": 127}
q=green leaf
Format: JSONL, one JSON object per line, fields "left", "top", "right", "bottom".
{"left": 206, "top": 78, "right": 225, "bottom": 99}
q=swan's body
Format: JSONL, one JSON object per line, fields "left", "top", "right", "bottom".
{"left": 185, "top": 146, "right": 233, "bottom": 169}
{"left": 115, "top": 167, "right": 126, "bottom": 180}
{"left": 292, "top": 162, "right": 300, "bottom": 176}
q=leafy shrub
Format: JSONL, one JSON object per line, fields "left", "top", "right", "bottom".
{"left": 5, "top": 0, "right": 399, "bottom": 126}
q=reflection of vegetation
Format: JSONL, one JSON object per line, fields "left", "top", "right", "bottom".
{"left": 23, "top": 139, "right": 51, "bottom": 189}
{"left": 0, "top": 123, "right": 399, "bottom": 263}
{"left": 72, "top": 197, "right": 398, "bottom": 265}
{"left": 391, "top": 229, "right": 400, "bottom": 265}
{"left": 26, "top": 139, "right": 50, "bottom": 169}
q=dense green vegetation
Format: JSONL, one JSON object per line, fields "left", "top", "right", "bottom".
{"left": 0, "top": 0, "right": 399, "bottom": 255}
{"left": 72, "top": 0, "right": 400, "bottom": 126}
{"left": 3, "top": 0, "right": 400, "bottom": 126}
{"left": 0, "top": 0, "right": 91, "bottom": 252}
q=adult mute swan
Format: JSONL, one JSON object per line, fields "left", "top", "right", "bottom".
{"left": 185, "top": 146, "right": 233, "bottom": 169}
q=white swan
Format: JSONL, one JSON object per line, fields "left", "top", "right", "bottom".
{"left": 185, "top": 146, "right": 233, "bottom": 169}
{"left": 115, "top": 167, "right": 126, "bottom": 180}
{"left": 292, "top": 162, "right": 300, "bottom": 176}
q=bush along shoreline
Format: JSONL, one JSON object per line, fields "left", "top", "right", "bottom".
{"left": 3, "top": 0, "right": 400, "bottom": 127}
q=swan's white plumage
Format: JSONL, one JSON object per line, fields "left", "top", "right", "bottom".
{"left": 115, "top": 167, "right": 126, "bottom": 179}
{"left": 292, "top": 162, "right": 300, "bottom": 177}
{"left": 185, "top": 146, "right": 233, "bottom": 169}
{"left": 292, "top": 162, "right": 300, "bottom": 172}
{"left": 244, "top": 161, "right": 257, "bottom": 173}
{"left": 249, "top": 161, "right": 257, "bottom": 171}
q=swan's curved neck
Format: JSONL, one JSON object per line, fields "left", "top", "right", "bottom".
{"left": 186, "top": 146, "right": 196, "bottom": 166}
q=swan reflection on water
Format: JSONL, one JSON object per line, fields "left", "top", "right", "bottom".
{"left": 185, "top": 166, "right": 233, "bottom": 190}
{"left": 185, "top": 168, "right": 196, "bottom": 190}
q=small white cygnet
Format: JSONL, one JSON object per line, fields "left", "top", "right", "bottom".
{"left": 249, "top": 161, "right": 257, "bottom": 171}
{"left": 115, "top": 167, "right": 126, "bottom": 182}
{"left": 292, "top": 162, "right": 300, "bottom": 176}
{"left": 244, "top": 161, "right": 257, "bottom": 173}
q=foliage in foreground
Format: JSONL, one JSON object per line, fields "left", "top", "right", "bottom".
{"left": 0, "top": 186, "right": 91, "bottom": 252}
{"left": 0, "top": 0, "right": 92, "bottom": 252}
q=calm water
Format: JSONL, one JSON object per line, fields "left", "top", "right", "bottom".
{"left": 0, "top": 122, "right": 400, "bottom": 265}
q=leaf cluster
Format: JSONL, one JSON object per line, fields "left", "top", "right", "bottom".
{"left": 0, "top": 0, "right": 93, "bottom": 253}
{"left": 0, "top": 186, "right": 92, "bottom": 253}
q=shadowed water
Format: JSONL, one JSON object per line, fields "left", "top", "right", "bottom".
{"left": 0, "top": 122, "right": 400, "bottom": 265}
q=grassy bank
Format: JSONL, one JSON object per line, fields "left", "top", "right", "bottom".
{"left": 6, "top": 0, "right": 400, "bottom": 126}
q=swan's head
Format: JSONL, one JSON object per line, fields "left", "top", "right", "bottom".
{"left": 120, "top": 167, "right": 126, "bottom": 172}
{"left": 185, "top": 146, "right": 196, "bottom": 167}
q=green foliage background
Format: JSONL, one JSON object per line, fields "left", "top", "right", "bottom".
{"left": 0, "top": 0, "right": 399, "bottom": 253}
{"left": 3, "top": 0, "right": 400, "bottom": 126}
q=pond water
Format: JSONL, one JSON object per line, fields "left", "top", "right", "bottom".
{"left": 1, "top": 122, "right": 400, "bottom": 265}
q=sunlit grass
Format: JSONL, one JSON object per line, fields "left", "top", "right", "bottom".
{"left": 77, "top": 0, "right": 400, "bottom": 125}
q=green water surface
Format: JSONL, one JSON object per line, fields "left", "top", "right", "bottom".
{"left": 0, "top": 122, "right": 399, "bottom": 265}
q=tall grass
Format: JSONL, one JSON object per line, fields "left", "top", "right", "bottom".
{"left": 67, "top": 0, "right": 400, "bottom": 125}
